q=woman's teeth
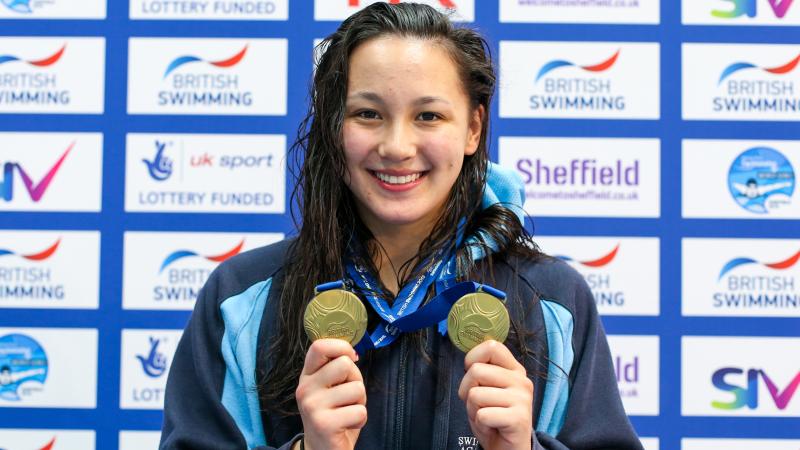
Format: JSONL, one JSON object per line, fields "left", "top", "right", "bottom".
{"left": 375, "top": 172, "right": 421, "bottom": 185}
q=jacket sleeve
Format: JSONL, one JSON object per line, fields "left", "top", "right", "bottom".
{"left": 533, "top": 267, "right": 645, "bottom": 450}
{"left": 159, "top": 268, "right": 300, "bottom": 450}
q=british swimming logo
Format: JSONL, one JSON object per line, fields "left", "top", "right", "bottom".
{"left": 557, "top": 244, "right": 625, "bottom": 308}
{"left": 727, "top": 146, "right": 795, "bottom": 214}
{"left": 0, "top": 44, "right": 65, "bottom": 66}
{"left": 142, "top": 140, "right": 173, "bottom": 181}
{"left": 158, "top": 45, "right": 252, "bottom": 107}
{"left": 0, "top": 44, "right": 71, "bottom": 108}
{"left": 713, "top": 248, "right": 800, "bottom": 312}
{"left": 713, "top": 0, "right": 795, "bottom": 18}
{"left": 556, "top": 244, "right": 620, "bottom": 268}
{"left": 535, "top": 50, "right": 620, "bottom": 83}
{"left": 136, "top": 336, "right": 168, "bottom": 378}
{"left": 128, "top": 38, "right": 287, "bottom": 115}
{"left": 713, "top": 366, "right": 800, "bottom": 410}
{"left": 163, "top": 45, "right": 247, "bottom": 78}
{"left": 0, "top": 333, "right": 48, "bottom": 402}
{"left": 719, "top": 53, "right": 800, "bottom": 84}
{"left": 159, "top": 239, "right": 244, "bottom": 273}
{"left": 531, "top": 50, "right": 624, "bottom": 112}
{"left": 500, "top": 42, "right": 659, "bottom": 119}
{"left": 1, "top": 142, "right": 73, "bottom": 203}
{"left": 719, "top": 249, "right": 800, "bottom": 279}
{"left": 0, "top": 239, "right": 60, "bottom": 261}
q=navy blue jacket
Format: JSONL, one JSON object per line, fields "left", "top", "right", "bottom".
{"left": 160, "top": 239, "right": 644, "bottom": 450}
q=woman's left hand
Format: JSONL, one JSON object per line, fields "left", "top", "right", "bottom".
{"left": 458, "top": 340, "right": 534, "bottom": 450}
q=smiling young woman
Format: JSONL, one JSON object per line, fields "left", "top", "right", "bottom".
{"left": 159, "top": 3, "right": 644, "bottom": 450}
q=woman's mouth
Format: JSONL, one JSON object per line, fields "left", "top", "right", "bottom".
{"left": 373, "top": 171, "right": 424, "bottom": 185}
{"left": 370, "top": 170, "right": 427, "bottom": 191}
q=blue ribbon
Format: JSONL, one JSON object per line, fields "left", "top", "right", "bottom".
{"left": 316, "top": 278, "right": 507, "bottom": 355}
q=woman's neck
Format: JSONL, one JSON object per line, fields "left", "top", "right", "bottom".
{"left": 368, "top": 220, "right": 435, "bottom": 296}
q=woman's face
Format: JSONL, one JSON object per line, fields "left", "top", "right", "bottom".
{"left": 343, "top": 36, "right": 483, "bottom": 236}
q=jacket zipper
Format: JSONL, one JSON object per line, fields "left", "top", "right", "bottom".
{"left": 394, "top": 337, "right": 409, "bottom": 450}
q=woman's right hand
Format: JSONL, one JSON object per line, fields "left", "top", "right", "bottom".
{"left": 296, "top": 338, "right": 367, "bottom": 450}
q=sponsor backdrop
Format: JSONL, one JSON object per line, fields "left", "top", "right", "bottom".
{"left": 0, "top": 0, "right": 798, "bottom": 449}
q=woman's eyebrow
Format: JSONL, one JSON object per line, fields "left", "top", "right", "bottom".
{"left": 414, "top": 96, "right": 451, "bottom": 107}
{"left": 347, "top": 91, "right": 384, "bottom": 104}
{"left": 346, "top": 92, "right": 452, "bottom": 107}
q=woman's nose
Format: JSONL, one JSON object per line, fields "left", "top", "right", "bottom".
{"left": 377, "top": 122, "right": 416, "bottom": 160}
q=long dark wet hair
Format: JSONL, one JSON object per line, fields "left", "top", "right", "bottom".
{"left": 259, "top": 2, "right": 544, "bottom": 415}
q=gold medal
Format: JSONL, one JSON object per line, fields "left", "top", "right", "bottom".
{"left": 303, "top": 289, "right": 368, "bottom": 347}
{"left": 447, "top": 291, "right": 510, "bottom": 353}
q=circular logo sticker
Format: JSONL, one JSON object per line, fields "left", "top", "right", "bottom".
{"left": 728, "top": 146, "right": 795, "bottom": 214}
{"left": 0, "top": 333, "right": 48, "bottom": 402}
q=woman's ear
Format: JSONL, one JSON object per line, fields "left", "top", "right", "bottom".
{"left": 464, "top": 104, "right": 484, "bottom": 156}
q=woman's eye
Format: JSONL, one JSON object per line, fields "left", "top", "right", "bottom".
{"left": 357, "top": 110, "right": 380, "bottom": 120}
{"left": 417, "top": 111, "right": 439, "bottom": 121}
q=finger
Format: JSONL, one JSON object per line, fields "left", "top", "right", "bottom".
{"left": 465, "top": 386, "right": 513, "bottom": 420}
{"left": 309, "top": 380, "right": 367, "bottom": 409}
{"left": 309, "top": 354, "right": 363, "bottom": 389}
{"left": 474, "top": 406, "right": 523, "bottom": 431}
{"left": 303, "top": 339, "right": 358, "bottom": 376}
{"left": 464, "top": 340, "right": 523, "bottom": 373}
{"left": 321, "top": 404, "right": 369, "bottom": 431}
{"left": 458, "top": 362, "right": 519, "bottom": 399}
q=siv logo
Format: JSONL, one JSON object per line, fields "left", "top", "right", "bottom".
{"left": 727, "top": 146, "right": 795, "bottom": 214}
{"left": 712, "top": 367, "right": 800, "bottom": 410}
{"left": 557, "top": 245, "right": 625, "bottom": 307}
{"left": 0, "top": 142, "right": 73, "bottom": 202}
{"left": 0, "top": 238, "right": 60, "bottom": 261}
{"left": 136, "top": 336, "right": 168, "bottom": 378}
{"left": 0, "top": 333, "right": 48, "bottom": 402}
{"left": 142, "top": 140, "right": 173, "bottom": 181}
{"left": 713, "top": 0, "right": 795, "bottom": 18}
